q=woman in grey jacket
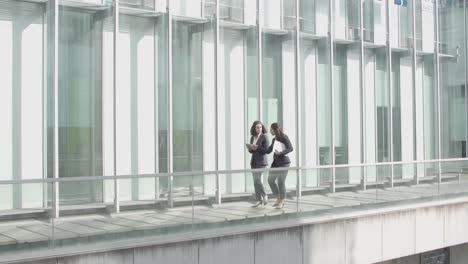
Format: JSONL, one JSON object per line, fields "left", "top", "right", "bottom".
{"left": 247, "top": 121, "right": 269, "bottom": 207}
{"left": 265, "top": 123, "right": 293, "bottom": 209}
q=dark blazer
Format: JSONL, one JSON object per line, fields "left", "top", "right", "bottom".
{"left": 266, "top": 135, "right": 293, "bottom": 167}
{"left": 249, "top": 134, "right": 269, "bottom": 167}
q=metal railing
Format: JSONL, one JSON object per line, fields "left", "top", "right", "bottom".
{"left": 1, "top": 158, "right": 467, "bottom": 218}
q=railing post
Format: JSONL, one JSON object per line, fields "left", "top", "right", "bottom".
{"left": 362, "top": 166, "right": 367, "bottom": 191}
{"left": 390, "top": 164, "right": 394, "bottom": 188}
{"left": 296, "top": 168, "right": 301, "bottom": 198}
{"left": 114, "top": 178, "right": 120, "bottom": 213}
{"left": 168, "top": 175, "right": 174, "bottom": 208}
{"left": 215, "top": 172, "right": 221, "bottom": 204}
{"left": 52, "top": 180, "right": 59, "bottom": 219}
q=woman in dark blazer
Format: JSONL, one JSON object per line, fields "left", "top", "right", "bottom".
{"left": 265, "top": 123, "right": 293, "bottom": 209}
{"left": 247, "top": 121, "right": 269, "bottom": 207}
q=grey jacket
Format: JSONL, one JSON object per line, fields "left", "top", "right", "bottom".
{"left": 249, "top": 134, "right": 269, "bottom": 168}
{"left": 265, "top": 135, "right": 293, "bottom": 167}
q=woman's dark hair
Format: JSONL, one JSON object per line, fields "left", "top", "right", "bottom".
{"left": 270, "top": 123, "right": 285, "bottom": 140}
{"left": 250, "top": 121, "right": 267, "bottom": 136}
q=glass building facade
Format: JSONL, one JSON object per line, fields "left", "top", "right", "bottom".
{"left": 0, "top": 0, "right": 467, "bottom": 209}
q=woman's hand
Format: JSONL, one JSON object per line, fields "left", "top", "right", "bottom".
{"left": 251, "top": 145, "right": 258, "bottom": 150}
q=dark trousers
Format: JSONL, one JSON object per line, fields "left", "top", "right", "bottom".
{"left": 252, "top": 166, "right": 266, "bottom": 201}
{"left": 268, "top": 163, "right": 290, "bottom": 199}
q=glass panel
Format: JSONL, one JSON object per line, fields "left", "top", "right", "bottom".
{"left": 415, "top": 0, "right": 436, "bottom": 52}
{"left": 363, "top": 0, "right": 387, "bottom": 45}
{"left": 262, "top": 0, "right": 296, "bottom": 30}
{"left": 0, "top": 0, "right": 46, "bottom": 210}
{"left": 112, "top": 8, "right": 167, "bottom": 204}
{"left": 57, "top": 0, "right": 114, "bottom": 203}
{"left": 334, "top": 0, "right": 360, "bottom": 41}
{"left": 299, "top": 0, "right": 329, "bottom": 36}
{"left": 218, "top": 28, "right": 247, "bottom": 171}
{"left": 261, "top": 0, "right": 297, "bottom": 173}
{"left": 334, "top": 42, "right": 361, "bottom": 184}
{"left": 317, "top": 40, "right": 332, "bottom": 166}
{"left": 423, "top": 56, "right": 438, "bottom": 159}
{"left": 219, "top": 0, "right": 244, "bottom": 24}
{"left": 392, "top": 49, "right": 415, "bottom": 181}
{"left": 439, "top": 1, "right": 466, "bottom": 158}
{"left": 389, "top": 0, "right": 413, "bottom": 48}
{"left": 363, "top": 48, "right": 388, "bottom": 165}
{"left": 172, "top": 20, "right": 204, "bottom": 173}
{"left": 172, "top": 0, "right": 202, "bottom": 18}
{"left": 299, "top": 36, "right": 318, "bottom": 186}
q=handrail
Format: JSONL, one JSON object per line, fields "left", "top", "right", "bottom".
{"left": 0, "top": 158, "right": 467, "bottom": 185}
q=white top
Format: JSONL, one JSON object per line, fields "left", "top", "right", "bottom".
{"left": 273, "top": 139, "right": 286, "bottom": 153}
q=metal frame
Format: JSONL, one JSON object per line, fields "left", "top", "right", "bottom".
{"left": 411, "top": 0, "right": 419, "bottom": 185}
{"left": 167, "top": 0, "right": 174, "bottom": 208}
{"left": 51, "top": 0, "right": 59, "bottom": 219}
{"left": 360, "top": 0, "right": 366, "bottom": 190}
{"left": 257, "top": 0, "right": 263, "bottom": 120}
{"left": 294, "top": 0, "right": 301, "bottom": 198}
{"left": 464, "top": 0, "right": 468, "bottom": 161}
{"left": 214, "top": 0, "right": 221, "bottom": 204}
{"left": 386, "top": 0, "right": 394, "bottom": 188}
{"left": 329, "top": 0, "right": 336, "bottom": 193}
{"left": 4, "top": 157, "right": 467, "bottom": 186}
{"left": 435, "top": 0, "right": 442, "bottom": 184}
{"left": 113, "top": 0, "right": 120, "bottom": 214}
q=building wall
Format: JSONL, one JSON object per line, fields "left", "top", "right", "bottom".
{"left": 0, "top": 0, "right": 466, "bottom": 207}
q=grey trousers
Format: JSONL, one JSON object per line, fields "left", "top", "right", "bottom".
{"left": 252, "top": 166, "right": 266, "bottom": 201}
{"left": 268, "top": 164, "right": 290, "bottom": 199}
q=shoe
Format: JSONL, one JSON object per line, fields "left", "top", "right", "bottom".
{"left": 251, "top": 201, "right": 262, "bottom": 208}
{"left": 262, "top": 195, "right": 268, "bottom": 206}
{"left": 275, "top": 199, "right": 284, "bottom": 209}
{"left": 272, "top": 198, "right": 279, "bottom": 207}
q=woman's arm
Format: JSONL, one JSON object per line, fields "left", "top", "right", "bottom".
{"left": 248, "top": 136, "right": 254, "bottom": 153}
{"left": 265, "top": 138, "right": 275, "bottom": 154}
{"left": 256, "top": 135, "right": 270, "bottom": 154}
{"left": 276, "top": 135, "right": 293, "bottom": 156}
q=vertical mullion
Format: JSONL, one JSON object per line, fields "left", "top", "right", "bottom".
{"left": 435, "top": 0, "right": 441, "bottom": 183}
{"left": 51, "top": 0, "right": 59, "bottom": 219}
{"left": 154, "top": 20, "right": 160, "bottom": 200}
{"left": 258, "top": 0, "right": 263, "bottom": 120}
{"left": 464, "top": 0, "right": 468, "bottom": 160}
{"left": 113, "top": 0, "right": 120, "bottom": 214}
{"left": 360, "top": 0, "right": 366, "bottom": 190}
{"left": 294, "top": 0, "right": 301, "bottom": 197}
{"left": 386, "top": 0, "right": 394, "bottom": 188}
{"left": 214, "top": 0, "right": 221, "bottom": 204}
{"left": 42, "top": 11, "right": 48, "bottom": 209}
{"left": 329, "top": 0, "right": 335, "bottom": 193}
{"left": 167, "top": 1, "right": 174, "bottom": 208}
{"left": 412, "top": 0, "right": 418, "bottom": 184}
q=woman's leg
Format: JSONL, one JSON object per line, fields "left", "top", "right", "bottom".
{"left": 268, "top": 171, "right": 279, "bottom": 198}
{"left": 277, "top": 169, "right": 289, "bottom": 200}
{"left": 252, "top": 171, "right": 263, "bottom": 201}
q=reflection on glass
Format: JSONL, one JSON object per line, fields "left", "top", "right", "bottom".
{"left": 172, "top": 20, "right": 204, "bottom": 173}
{"left": 57, "top": 2, "right": 114, "bottom": 203}
{"left": 363, "top": 0, "right": 386, "bottom": 45}
{"left": 439, "top": 2, "right": 466, "bottom": 158}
